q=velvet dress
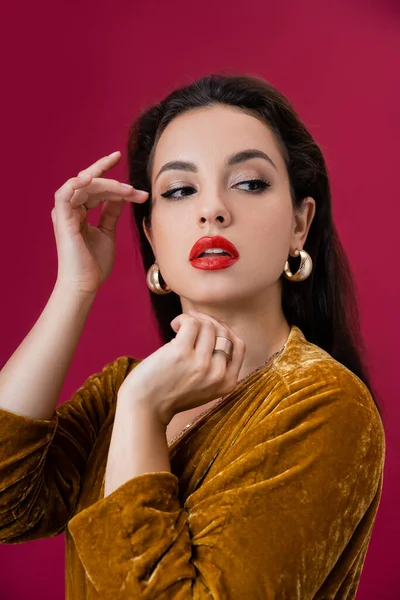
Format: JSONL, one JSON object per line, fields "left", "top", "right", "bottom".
{"left": 0, "top": 324, "right": 385, "bottom": 599}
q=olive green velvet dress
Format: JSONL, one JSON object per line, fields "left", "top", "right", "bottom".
{"left": 0, "top": 325, "right": 385, "bottom": 599}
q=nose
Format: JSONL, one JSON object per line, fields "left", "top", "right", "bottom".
{"left": 196, "top": 194, "right": 232, "bottom": 227}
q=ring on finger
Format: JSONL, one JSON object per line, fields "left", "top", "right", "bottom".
{"left": 213, "top": 336, "right": 234, "bottom": 362}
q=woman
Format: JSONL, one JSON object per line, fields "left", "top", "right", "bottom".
{"left": 0, "top": 73, "right": 385, "bottom": 599}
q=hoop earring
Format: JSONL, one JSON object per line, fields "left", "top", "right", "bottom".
{"left": 146, "top": 262, "right": 172, "bottom": 294}
{"left": 283, "top": 249, "right": 313, "bottom": 282}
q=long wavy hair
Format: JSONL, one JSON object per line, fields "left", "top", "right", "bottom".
{"left": 125, "top": 71, "right": 384, "bottom": 420}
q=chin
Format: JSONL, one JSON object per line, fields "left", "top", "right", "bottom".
{"left": 182, "top": 286, "right": 246, "bottom": 305}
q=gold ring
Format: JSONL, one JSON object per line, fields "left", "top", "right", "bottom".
{"left": 213, "top": 336, "right": 233, "bottom": 361}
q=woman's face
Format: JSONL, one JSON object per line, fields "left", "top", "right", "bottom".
{"left": 144, "top": 105, "right": 315, "bottom": 307}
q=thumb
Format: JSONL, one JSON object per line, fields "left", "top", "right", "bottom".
{"left": 170, "top": 315, "right": 184, "bottom": 333}
{"left": 97, "top": 200, "right": 125, "bottom": 234}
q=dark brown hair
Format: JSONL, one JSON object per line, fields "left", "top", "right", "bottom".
{"left": 126, "top": 71, "right": 384, "bottom": 419}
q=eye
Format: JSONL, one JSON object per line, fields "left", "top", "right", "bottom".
{"left": 235, "top": 178, "right": 271, "bottom": 193}
{"left": 160, "top": 178, "right": 271, "bottom": 201}
{"left": 161, "top": 186, "right": 195, "bottom": 200}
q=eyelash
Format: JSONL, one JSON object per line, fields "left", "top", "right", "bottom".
{"left": 160, "top": 178, "right": 271, "bottom": 201}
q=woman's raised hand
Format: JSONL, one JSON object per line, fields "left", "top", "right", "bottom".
{"left": 51, "top": 151, "right": 149, "bottom": 296}
{"left": 117, "top": 309, "right": 247, "bottom": 427}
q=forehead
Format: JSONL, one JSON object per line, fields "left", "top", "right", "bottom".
{"left": 151, "top": 105, "right": 284, "bottom": 179}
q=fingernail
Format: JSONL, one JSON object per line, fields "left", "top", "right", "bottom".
{"left": 122, "top": 183, "right": 133, "bottom": 190}
{"left": 135, "top": 190, "right": 149, "bottom": 198}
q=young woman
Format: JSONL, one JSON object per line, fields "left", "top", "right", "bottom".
{"left": 0, "top": 73, "right": 385, "bottom": 599}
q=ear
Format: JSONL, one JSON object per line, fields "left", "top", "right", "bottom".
{"left": 291, "top": 197, "right": 316, "bottom": 251}
{"left": 142, "top": 217, "right": 156, "bottom": 257}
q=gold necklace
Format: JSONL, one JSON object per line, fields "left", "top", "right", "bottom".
{"left": 167, "top": 341, "right": 287, "bottom": 449}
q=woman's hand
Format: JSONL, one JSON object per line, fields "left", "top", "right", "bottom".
{"left": 51, "top": 151, "right": 149, "bottom": 296}
{"left": 117, "top": 309, "right": 246, "bottom": 426}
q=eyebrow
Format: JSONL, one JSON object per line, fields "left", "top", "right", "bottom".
{"left": 154, "top": 148, "right": 278, "bottom": 183}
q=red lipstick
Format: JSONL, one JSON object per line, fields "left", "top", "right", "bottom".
{"left": 189, "top": 236, "right": 239, "bottom": 270}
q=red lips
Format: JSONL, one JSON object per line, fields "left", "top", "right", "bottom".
{"left": 189, "top": 236, "right": 239, "bottom": 261}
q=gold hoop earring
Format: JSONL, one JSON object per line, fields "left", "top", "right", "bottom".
{"left": 283, "top": 249, "right": 313, "bottom": 282}
{"left": 146, "top": 262, "right": 172, "bottom": 295}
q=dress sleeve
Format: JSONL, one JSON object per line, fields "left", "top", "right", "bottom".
{"left": 67, "top": 372, "right": 385, "bottom": 599}
{"left": 0, "top": 355, "right": 140, "bottom": 544}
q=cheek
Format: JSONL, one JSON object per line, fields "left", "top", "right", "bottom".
{"left": 152, "top": 203, "right": 193, "bottom": 240}
{"left": 150, "top": 211, "right": 188, "bottom": 268}
{"left": 244, "top": 204, "right": 292, "bottom": 268}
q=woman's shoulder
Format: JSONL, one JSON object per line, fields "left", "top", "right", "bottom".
{"left": 272, "top": 325, "right": 380, "bottom": 420}
{"left": 264, "top": 325, "right": 386, "bottom": 475}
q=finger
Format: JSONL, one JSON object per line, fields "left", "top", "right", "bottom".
{"left": 171, "top": 313, "right": 205, "bottom": 334}
{"left": 187, "top": 309, "right": 244, "bottom": 382}
{"left": 54, "top": 174, "right": 94, "bottom": 224}
{"left": 77, "top": 151, "right": 122, "bottom": 178}
{"left": 70, "top": 178, "right": 148, "bottom": 210}
{"left": 187, "top": 309, "right": 235, "bottom": 334}
{"left": 170, "top": 315, "right": 201, "bottom": 352}
{"left": 193, "top": 318, "right": 218, "bottom": 369}
{"left": 187, "top": 309, "right": 238, "bottom": 347}
{"left": 76, "top": 152, "right": 149, "bottom": 205}
{"left": 170, "top": 313, "right": 195, "bottom": 334}
{"left": 70, "top": 189, "right": 134, "bottom": 211}
{"left": 53, "top": 151, "right": 128, "bottom": 226}
{"left": 224, "top": 335, "right": 246, "bottom": 383}
{"left": 170, "top": 313, "right": 187, "bottom": 333}
{"left": 206, "top": 322, "right": 234, "bottom": 379}
{"left": 186, "top": 313, "right": 231, "bottom": 376}
{"left": 97, "top": 199, "right": 126, "bottom": 235}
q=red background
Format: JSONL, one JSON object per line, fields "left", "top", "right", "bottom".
{"left": 0, "top": 0, "right": 398, "bottom": 598}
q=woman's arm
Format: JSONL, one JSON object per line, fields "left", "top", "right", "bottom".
{"left": 0, "top": 355, "right": 141, "bottom": 544}
{"left": 103, "top": 395, "right": 171, "bottom": 498}
{"left": 0, "top": 282, "right": 96, "bottom": 420}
